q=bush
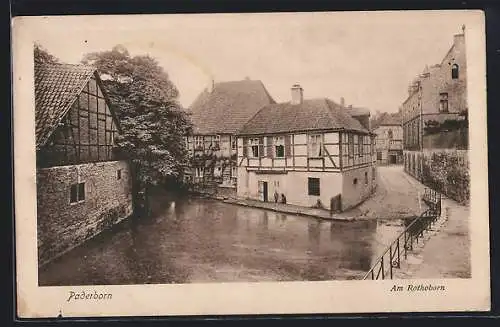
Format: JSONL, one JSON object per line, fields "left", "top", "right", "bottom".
{"left": 421, "top": 151, "right": 469, "bottom": 204}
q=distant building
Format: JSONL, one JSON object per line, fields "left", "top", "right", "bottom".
{"left": 35, "top": 62, "right": 133, "bottom": 266}
{"left": 372, "top": 113, "right": 403, "bottom": 165}
{"left": 402, "top": 30, "right": 468, "bottom": 179}
{"left": 185, "top": 79, "right": 275, "bottom": 188}
{"left": 236, "top": 84, "right": 377, "bottom": 212}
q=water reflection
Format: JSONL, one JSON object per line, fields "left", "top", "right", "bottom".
{"left": 39, "top": 192, "right": 404, "bottom": 285}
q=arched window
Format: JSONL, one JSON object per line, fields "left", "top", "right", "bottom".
{"left": 451, "top": 64, "right": 459, "bottom": 79}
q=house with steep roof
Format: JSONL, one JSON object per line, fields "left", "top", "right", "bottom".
{"left": 372, "top": 112, "right": 403, "bottom": 165}
{"left": 35, "top": 62, "right": 133, "bottom": 267}
{"left": 236, "top": 84, "right": 377, "bottom": 212}
{"left": 185, "top": 79, "right": 275, "bottom": 188}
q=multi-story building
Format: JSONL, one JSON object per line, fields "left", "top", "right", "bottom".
{"left": 185, "top": 79, "right": 275, "bottom": 189}
{"left": 236, "top": 84, "right": 377, "bottom": 212}
{"left": 35, "top": 62, "right": 133, "bottom": 266}
{"left": 373, "top": 113, "right": 403, "bottom": 165}
{"left": 402, "top": 29, "right": 467, "bottom": 179}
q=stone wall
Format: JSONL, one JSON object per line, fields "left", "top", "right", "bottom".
{"left": 37, "top": 160, "right": 133, "bottom": 267}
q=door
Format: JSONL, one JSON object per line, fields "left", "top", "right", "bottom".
{"left": 263, "top": 181, "right": 268, "bottom": 202}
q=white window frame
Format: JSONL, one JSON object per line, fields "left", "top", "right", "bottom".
{"left": 274, "top": 136, "right": 285, "bottom": 158}
{"left": 195, "top": 167, "right": 204, "bottom": 178}
{"left": 308, "top": 134, "right": 323, "bottom": 158}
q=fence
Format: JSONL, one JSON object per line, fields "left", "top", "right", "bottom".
{"left": 362, "top": 187, "right": 441, "bottom": 280}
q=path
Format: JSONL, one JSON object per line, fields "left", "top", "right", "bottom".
{"left": 394, "top": 196, "right": 471, "bottom": 279}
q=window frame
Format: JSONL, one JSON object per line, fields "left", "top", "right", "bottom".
{"left": 250, "top": 138, "right": 260, "bottom": 158}
{"left": 117, "top": 169, "right": 122, "bottom": 180}
{"left": 274, "top": 136, "right": 285, "bottom": 158}
{"left": 439, "top": 93, "right": 449, "bottom": 113}
{"left": 308, "top": 177, "right": 320, "bottom": 196}
{"left": 194, "top": 136, "right": 204, "bottom": 149}
{"left": 70, "top": 182, "right": 86, "bottom": 204}
{"left": 308, "top": 134, "right": 323, "bottom": 158}
{"left": 451, "top": 63, "right": 459, "bottom": 79}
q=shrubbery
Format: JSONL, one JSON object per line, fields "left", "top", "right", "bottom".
{"left": 421, "top": 151, "right": 469, "bottom": 204}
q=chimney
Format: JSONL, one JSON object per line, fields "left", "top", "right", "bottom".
{"left": 291, "top": 84, "right": 303, "bottom": 105}
{"left": 340, "top": 97, "right": 345, "bottom": 107}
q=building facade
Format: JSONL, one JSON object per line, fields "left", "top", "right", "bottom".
{"left": 373, "top": 113, "right": 403, "bottom": 165}
{"left": 185, "top": 79, "right": 275, "bottom": 189}
{"left": 236, "top": 85, "right": 377, "bottom": 212}
{"left": 35, "top": 62, "right": 133, "bottom": 266}
{"left": 402, "top": 30, "right": 467, "bottom": 179}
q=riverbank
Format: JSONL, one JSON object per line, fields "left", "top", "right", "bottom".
{"left": 192, "top": 166, "right": 426, "bottom": 222}
{"left": 393, "top": 196, "right": 470, "bottom": 279}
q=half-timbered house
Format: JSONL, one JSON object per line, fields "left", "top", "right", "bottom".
{"left": 35, "top": 62, "right": 133, "bottom": 266}
{"left": 236, "top": 84, "right": 377, "bottom": 212}
{"left": 185, "top": 79, "right": 275, "bottom": 189}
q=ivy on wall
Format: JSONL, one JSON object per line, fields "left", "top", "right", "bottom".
{"left": 421, "top": 151, "right": 469, "bottom": 204}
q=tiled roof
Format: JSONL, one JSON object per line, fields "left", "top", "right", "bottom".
{"left": 35, "top": 62, "right": 97, "bottom": 148}
{"left": 237, "top": 98, "right": 369, "bottom": 135}
{"left": 188, "top": 79, "right": 276, "bottom": 135}
{"left": 343, "top": 105, "right": 370, "bottom": 117}
{"left": 373, "top": 112, "right": 402, "bottom": 129}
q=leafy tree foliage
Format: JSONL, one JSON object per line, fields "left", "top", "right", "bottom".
{"left": 34, "top": 43, "right": 59, "bottom": 65}
{"left": 82, "top": 45, "right": 192, "bottom": 193}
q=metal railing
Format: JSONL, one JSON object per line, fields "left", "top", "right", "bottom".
{"left": 362, "top": 187, "right": 441, "bottom": 280}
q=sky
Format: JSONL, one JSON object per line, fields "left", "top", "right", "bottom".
{"left": 31, "top": 11, "right": 472, "bottom": 114}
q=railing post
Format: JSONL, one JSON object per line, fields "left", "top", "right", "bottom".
{"left": 404, "top": 232, "right": 408, "bottom": 259}
{"left": 397, "top": 238, "right": 401, "bottom": 268}
{"left": 389, "top": 246, "right": 393, "bottom": 279}
{"left": 381, "top": 256, "right": 384, "bottom": 280}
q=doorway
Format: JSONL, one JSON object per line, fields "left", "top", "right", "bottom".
{"left": 389, "top": 155, "right": 397, "bottom": 164}
{"left": 258, "top": 181, "right": 268, "bottom": 202}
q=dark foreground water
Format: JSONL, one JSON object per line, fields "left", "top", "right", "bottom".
{"left": 39, "top": 193, "right": 407, "bottom": 285}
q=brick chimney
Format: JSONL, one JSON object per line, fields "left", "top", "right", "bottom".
{"left": 291, "top": 84, "right": 303, "bottom": 105}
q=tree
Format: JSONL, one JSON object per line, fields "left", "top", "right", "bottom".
{"left": 82, "top": 45, "right": 192, "bottom": 215}
{"left": 34, "top": 43, "right": 59, "bottom": 65}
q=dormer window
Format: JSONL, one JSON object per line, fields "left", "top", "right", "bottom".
{"left": 451, "top": 64, "right": 459, "bottom": 79}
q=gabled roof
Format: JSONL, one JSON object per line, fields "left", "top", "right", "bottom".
{"left": 372, "top": 112, "right": 402, "bottom": 129}
{"left": 188, "top": 79, "right": 276, "bottom": 135}
{"left": 35, "top": 62, "right": 97, "bottom": 148}
{"left": 237, "top": 98, "right": 369, "bottom": 136}
{"left": 343, "top": 105, "right": 370, "bottom": 117}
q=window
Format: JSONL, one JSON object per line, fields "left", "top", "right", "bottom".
{"left": 451, "top": 64, "right": 459, "bottom": 79}
{"left": 388, "top": 130, "right": 393, "bottom": 140}
{"left": 117, "top": 169, "right": 122, "bottom": 180}
{"left": 308, "top": 134, "right": 322, "bottom": 157}
{"left": 365, "top": 172, "right": 368, "bottom": 185}
{"left": 439, "top": 93, "right": 449, "bottom": 112}
{"left": 194, "top": 136, "right": 203, "bottom": 149}
{"left": 250, "top": 138, "right": 260, "bottom": 158}
{"left": 213, "top": 135, "right": 220, "bottom": 148}
{"left": 274, "top": 136, "right": 285, "bottom": 158}
{"left": 195, "top": 167, "right": 204, "bottom": 178}
{"left": 353, "top": 178, "right": 358, "bottom": 185}
{"left": 70, "top": 182, "right": 85, "bottom": 204}
{"left": 358, "top": 135, "right": 364, "bottom": 156}
{"left": 377, "top": 151, "right": 382, "bottom": 160}
{"left": 348, "top": 134, "right": 354, "bottom": 157}
{"left": 231, "top": 166, "right": 237, "bottom": 177}
{"left": 308, "top": 177, "right": 320, "bottom": 196}
{"left": 231, "top": 137, "right": 237, "bottom": 150}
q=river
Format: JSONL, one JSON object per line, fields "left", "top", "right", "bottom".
{"left": 39, "top": 193, "right": 407, "bottom": 285}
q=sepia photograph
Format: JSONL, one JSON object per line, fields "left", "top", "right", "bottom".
{"left": 13, "top": 10, "right": 489, "bottom": 317}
